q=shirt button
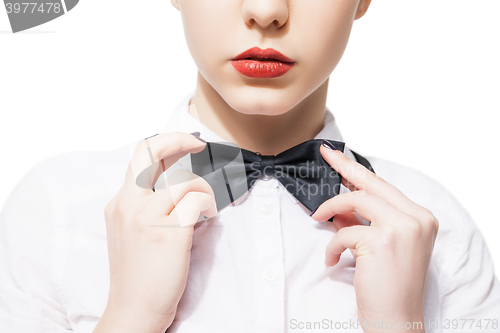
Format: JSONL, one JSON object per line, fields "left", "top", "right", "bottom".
{"left": 259, "top": 203, "right": 274, "bottom": 215}
{"left": 262, "top": 268, "right": 278, "bottom": 281}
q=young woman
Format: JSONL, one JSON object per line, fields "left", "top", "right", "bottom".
{"left": 1, "top": 0, "right": 499, "bottom": 332}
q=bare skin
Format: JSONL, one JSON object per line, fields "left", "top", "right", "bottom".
{"left": 187, "top": 71, "right": 328, "bottom": 155}
{"left": 93, "top": 133, "right": 216, "bottom": 333}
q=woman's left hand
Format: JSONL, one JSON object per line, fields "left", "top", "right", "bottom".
{"left": 310, "top": 141, "right": 439, "bottom": 332}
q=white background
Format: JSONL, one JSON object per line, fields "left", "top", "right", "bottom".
{"left": 1, "top": 0, "right": 499, "bottom": 279}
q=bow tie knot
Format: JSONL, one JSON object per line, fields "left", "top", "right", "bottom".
{"left": 256, "top": 153, "right": 276, "bottom": 177}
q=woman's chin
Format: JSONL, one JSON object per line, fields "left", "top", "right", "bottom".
{"left": 222, "top": 88, "right": 301, "bottom": 116}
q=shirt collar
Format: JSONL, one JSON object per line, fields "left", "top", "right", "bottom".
{"left": 160, "top": 89, "right": 356, "bottom": 206}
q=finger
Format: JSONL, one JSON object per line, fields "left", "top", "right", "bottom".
{"left": 320, "top": 144, "right": 436, "bottom": 228}
{"left": 144, "top": 169, "right": 218, "bottom": 219}
{"left": 126, "top": 132, "right": 207, "bottom": 197}
{"left": 331, "top": 212, "right": 364, "bottom": 230}
{"left": 325, "top": 225, "right": 369, "bottom": 266}
{"left": 311, "top": 191, "right": 413, "bottom": 227}
{"left": 162, "top": 191, "right": 216, "bottom": 228}
{"left": 331, "top": 213, "right": 364, "bottom": 259}
{"left": 320, "top": 143, "right": 378, "bottom": 192}
{"left": 341, "top": 177, "right": 358, "bottom": 192}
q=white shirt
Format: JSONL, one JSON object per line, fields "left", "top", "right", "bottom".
{"left": 1, "top": 90, "right": 499, "bottom": 333}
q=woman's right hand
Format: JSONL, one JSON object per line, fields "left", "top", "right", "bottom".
{"left": 93, "top": 132, "right": 217, "bottom": 333}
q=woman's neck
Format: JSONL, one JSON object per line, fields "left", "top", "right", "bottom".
{"left": 188, "top": 72, "right": 328, "bottom": 155}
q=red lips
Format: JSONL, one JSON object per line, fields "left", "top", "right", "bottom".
{"left": 231, "top": 47, "right": 295, "bottom": 78}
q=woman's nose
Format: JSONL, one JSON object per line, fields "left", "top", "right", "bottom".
{"left": 241, "top": 0, "right": 289, "bottom": 30}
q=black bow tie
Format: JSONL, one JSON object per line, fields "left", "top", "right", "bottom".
{"left": 189, "top": 139, "right": 374, "bottom": 220}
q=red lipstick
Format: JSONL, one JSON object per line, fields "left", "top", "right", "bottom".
{"left": 231, "top": 47, "right": 295, "bottom": 78}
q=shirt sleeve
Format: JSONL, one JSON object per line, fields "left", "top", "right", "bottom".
{"left": 439, "top": 194, "right": 500, "bottom": 330}
{"left": 0, "top": 165, "right": 72, "bottom": 332}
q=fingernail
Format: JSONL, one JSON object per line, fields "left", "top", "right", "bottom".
{"left": 309, "top": 207, "right": 318, "bottom": 217}
{"left": 190, "top": 132, "right": 206, "bottom": 143}
{"left": 145, "top": 133, "right": 159, "bottom": 140}
{"left": 321, "top": 140, "right": 337, "bottom": 151}
{"left": 195, "top": 136, "right": 206, "bottom": 143}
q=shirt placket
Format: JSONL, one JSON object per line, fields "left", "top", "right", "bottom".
{"left": 252, "top": 176, "right": 286, "bottom": 333}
